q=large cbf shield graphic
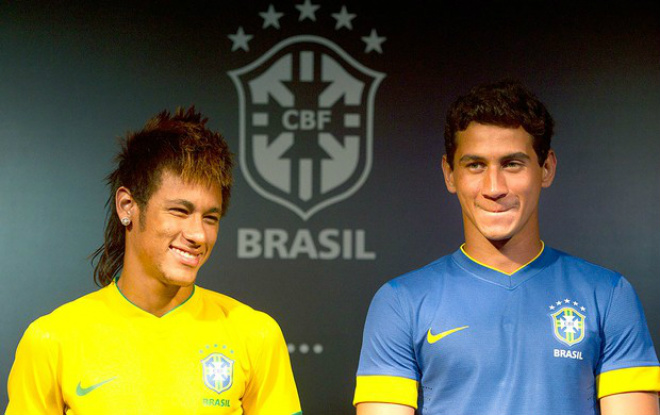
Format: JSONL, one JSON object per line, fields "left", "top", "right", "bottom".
{"left": 229, "top": 35, "right": 385, "bottom": 220}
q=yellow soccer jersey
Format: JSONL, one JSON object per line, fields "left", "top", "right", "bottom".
{"left": 5, "top": 283, "right": 302, "bottom": 415}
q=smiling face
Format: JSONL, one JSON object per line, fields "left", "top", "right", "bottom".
{"left": 442, "top": 122, "right": 556, "bottom": 247}
{"left": 120, "top": 170, "right": 223, "bottom": 289}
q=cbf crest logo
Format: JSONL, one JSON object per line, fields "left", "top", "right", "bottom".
{"left": 548, "top": 298, "right": 587, "bottom": 346}
{"left": 202, "top": 353, "right": 234, "bottom": 394}
{"left": 227, "top": 2, "right": 386, "bottom": 220}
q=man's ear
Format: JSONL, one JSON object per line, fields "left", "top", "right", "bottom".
{"left": 115, "top": 187, "right": 136, "bottom": 222}
{"left": 441, "top": 155, "right": 457, "bottom": 194}
{"left": 541, "top": 149, "right": 557, "bottom": 188}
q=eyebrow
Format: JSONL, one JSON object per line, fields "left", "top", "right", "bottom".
{"left": 501, "top": 152, "right": 532, "bottom": 162}
{"left": 459, "top": 152, "right": 531, "bottom": 163}
{"left": 168, "top": 199, "right": 221, "bottom": 214}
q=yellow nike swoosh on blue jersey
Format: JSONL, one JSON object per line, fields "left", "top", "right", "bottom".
{"left": 427, "top": 326, "right": 469, "bottom": 344}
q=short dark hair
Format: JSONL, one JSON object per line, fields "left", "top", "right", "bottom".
{"left": 91, "top": 106, "right": 234, "bottom": 286}
{"left": 444, "top": 79, "right": 554, "bottom": 167}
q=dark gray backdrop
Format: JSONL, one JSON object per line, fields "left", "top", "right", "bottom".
{"left": 1, "top": 1, "right": 658, "bottom": 414}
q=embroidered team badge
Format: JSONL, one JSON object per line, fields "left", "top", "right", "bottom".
{"left": 202, "top": 353, "right": 234, "bottom": 394}
{"left": 548, "top": 298, "right": 587, "bottom": 346}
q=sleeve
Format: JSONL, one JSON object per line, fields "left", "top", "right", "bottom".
{"left": 353, "top": 281, "right": 419, "bottom": 409}
{"left": 596, "top": 276, "right": 660, "bottom": 398}
{"left": 242, "top": 313, "right": 302, "bottom": 415}
{"left": 5, "top": 319, "right": 65, "bottom": 415}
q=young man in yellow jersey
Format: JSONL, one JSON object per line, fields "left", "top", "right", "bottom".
{"left": 5, "top": 108, "right": 302, "bottom": 415}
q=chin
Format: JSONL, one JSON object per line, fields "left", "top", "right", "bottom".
{"left": 480, "top": 227, "right": 517, "bottom": 242}
{"left": 163, "top": 273, "right": 198, "bottom": 287}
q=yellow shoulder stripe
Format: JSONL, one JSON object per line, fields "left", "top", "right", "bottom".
{"left": 597, "top": 366, "right": 660, "bottom": 398}
{"left": 354, "top": 375, "right": 418, "bottom": 408}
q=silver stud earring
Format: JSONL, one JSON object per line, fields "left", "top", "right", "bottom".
{"left": 121, "top": 217, "right": 131, "bottom": 226}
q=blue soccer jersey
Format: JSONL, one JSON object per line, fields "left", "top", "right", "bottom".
{"left": 354, "top": 245, "right": 660, "bottom": 415}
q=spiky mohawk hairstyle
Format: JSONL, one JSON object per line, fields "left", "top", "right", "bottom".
{"left": 91, "top": 106, "right": 234, "bottom": 286}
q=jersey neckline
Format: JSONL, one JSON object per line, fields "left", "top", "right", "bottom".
{"left": 110, "top": 279, "right": 201, "bottom": 321}
{"left": 451, "top": 242, "right": 558, "bottom": 288}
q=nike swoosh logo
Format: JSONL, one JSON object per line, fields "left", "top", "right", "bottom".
{"left": 427, "top": 326, "right": 469, "bottom": 344}
{"left": 76, "top": 378, "right": 116, "bottom": 396}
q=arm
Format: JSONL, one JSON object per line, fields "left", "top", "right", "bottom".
{"left": 242, "top": 313, "right": 301, "bottom": 415}
{"left": 5, "top": 320, "right": 64, "bottom": 415}
{"left": 354, "top": 283, "right": 420, "bottom": 410}
{"left": 596, "top": 277, "right": 660, "bottom": 401}
{"left": 600, "top": 392, "right": 659, "bottom": 415}
{"left": 356, "top": 402, "right": 415, "bottom": 415}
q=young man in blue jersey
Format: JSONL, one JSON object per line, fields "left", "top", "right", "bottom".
{"left": 354, "top": 80, "right": 660, "bottom": 415}
{"left": 5, "top": 108, "right": 302, "bottom": 415}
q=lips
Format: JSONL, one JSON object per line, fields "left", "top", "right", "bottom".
{"left": 484, "top": 208, "right": 511, "bottom": 213}
{"left": 477, "top": 203, "right": 514, "bottom": 213}
{"left": 169, "top": 246, "right": 201, "bottom": 267}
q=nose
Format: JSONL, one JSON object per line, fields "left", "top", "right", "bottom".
{"left": 482, "top": 166, "right": 508, "bottom": 200}
{"left": 182, "top": 215, "right": 206, "bottom": 245}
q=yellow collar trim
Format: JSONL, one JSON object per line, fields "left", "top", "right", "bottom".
{"left": 460, "top": 241, "right": 545, "bottom": 276}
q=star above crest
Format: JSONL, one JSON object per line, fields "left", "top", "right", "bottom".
{"left": 362, "top": 29, "right": 386, "bottom": 54}
{"left": 332, "top": 6, "right": 356, "bottom": 30}
{"left": 228, "top": 26, "right": 253, "bottom": 52}
{"left": 260, "top": 5, "right": 284, "bottom": 29}
{"left": 296, "top": 0, "right": 320, "bottom": 22}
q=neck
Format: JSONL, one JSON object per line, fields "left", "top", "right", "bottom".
{"left": 462, "top": 229, "right": 543, "bottom": 275}
{"left": 462, "top": 239, "right": 544, "bottom": 274}
{"left": 116, "top": 273, "right": 193, "bottom": 317}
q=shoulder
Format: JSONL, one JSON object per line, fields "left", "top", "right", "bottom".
{"left": 195, "top": 286, "right": 284, "bottom": 339}
{"left": 550, "top": 247, "right": 625, "bottom": 287}
{"left": 546, "top": 248, "right": 643, "bottom": 315}
{"left": 17, "top": 287, "right": 110, "bottom": 350}
{"left": 380, "top": 254, "right": 453, "bottom": 295}
{"left": 29, "top": 287, "right": 111, "bottom": 330}
{"left": 367, "top": 254, "right": 454, "bottom": 313}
